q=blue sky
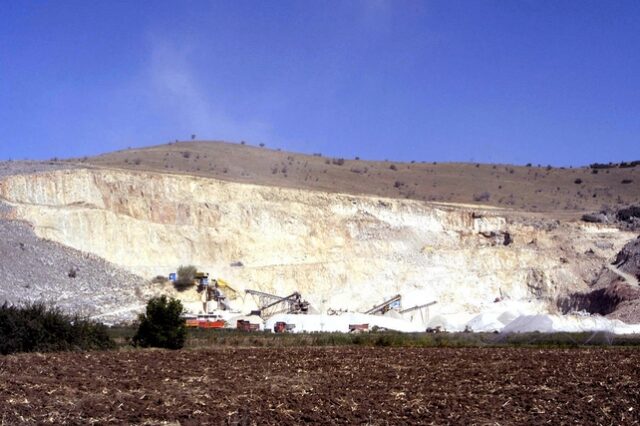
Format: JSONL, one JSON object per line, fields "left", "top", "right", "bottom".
{"left": 1, "top": 1, "right": 639, "bottom": 165}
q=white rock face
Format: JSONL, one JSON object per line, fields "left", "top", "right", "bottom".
{"left": 0, "top": 168, "right": 635, "bottom": 319}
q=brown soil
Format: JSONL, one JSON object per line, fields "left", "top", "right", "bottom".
{"left": 79, "top": 141, "right": 640, "bottom": 214}
{"left": 2, "top": 347, "right": 639, "bottom": 425}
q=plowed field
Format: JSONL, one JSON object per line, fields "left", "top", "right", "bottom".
{"left": 1, "top": 347, "right": 639, "bottom": 425}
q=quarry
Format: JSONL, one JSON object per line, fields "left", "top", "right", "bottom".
{"left": 5, "top": 4, "right": 640, "bottom": 423}
{"left": 1, "top": 145, "right": 639, "bottom": 334}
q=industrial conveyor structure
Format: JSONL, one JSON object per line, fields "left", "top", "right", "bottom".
{"left": 399, "top": 301, "right": 437, "bottom": 315}
{"left": 364, "top": 295, "right": 437, "bottom": 327}
{"left": 400, "top": 301, "right": 438, "bottom": 326}
{"left": 245, "top": 289, "right": 310, "bottom": 318}
{"left": 364, "top": 294, "right": 402, "bottom": 315}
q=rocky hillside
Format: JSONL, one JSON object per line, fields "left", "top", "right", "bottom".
{"left": 1, "top": 164, "right": 637, "bottom": 321}
{"left": 612, "top": 236, "right": 640, "bottom": 281}
{"left": 560, "top": 236, "right": 640, "bottom": 323}
{"left": 0, "top": 162, "right": 162, "bottom": 323}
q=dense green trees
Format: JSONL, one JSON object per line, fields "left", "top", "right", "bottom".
{"left": 0, "top": 302, "right": 115, "bottom": 355}
{"left": 133, "top": 296, "right": 186, "bottom": 350}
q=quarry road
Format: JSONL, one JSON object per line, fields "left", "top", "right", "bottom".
{"left": 607, "top": 263, "right": 640, "bottom": 286}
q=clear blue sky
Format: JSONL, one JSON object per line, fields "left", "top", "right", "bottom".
{"left": 1, "top": 1, "right": 639, "bottom": 165}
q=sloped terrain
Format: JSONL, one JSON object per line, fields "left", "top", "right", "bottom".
{"left": 560, "top": 236, "right": 640, "bottom": 323}
{"left": 82, "top": 141, "right": 640, "bottom": 214}
{"left": 0, "top": 162, "right": 158, "bottom": 323}
{"left": 0, "top": 214, "right": 155, "bottom": 322}
{"left": 0, "top": 160, "right": 77, "bottom": 178}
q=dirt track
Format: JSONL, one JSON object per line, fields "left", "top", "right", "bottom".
{"left": 1, "top": 347, "right": 639, "bottom": 425}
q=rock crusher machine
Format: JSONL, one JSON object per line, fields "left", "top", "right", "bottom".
{"left": 173, "top": 271, "right": 238, "bottom": 329}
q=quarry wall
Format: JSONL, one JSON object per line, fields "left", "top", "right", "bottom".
{"left": 0, "top": 168, "right": 634, "bottom": 317}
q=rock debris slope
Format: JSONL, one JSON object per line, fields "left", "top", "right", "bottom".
{"left": 0, "top": 163, "right": 159, "bottom": 322}
{"left": 559, "top": 236, "right": 640, "bottom": 323}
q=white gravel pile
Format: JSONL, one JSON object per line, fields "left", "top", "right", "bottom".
{"left": 502, "top": 314, "right": 640, "bottom": 334}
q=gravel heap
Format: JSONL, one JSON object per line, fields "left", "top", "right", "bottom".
{"left": 0, "top": 161, "right": 157, "bottom": 323}
{"left": 0, "top": 214, "right": 156, "bottom": 323}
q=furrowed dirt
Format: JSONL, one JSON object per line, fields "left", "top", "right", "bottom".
{"left": 1, "top": 347, "right": 639, "bottom": 425}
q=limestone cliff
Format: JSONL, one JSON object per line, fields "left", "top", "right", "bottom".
{"left": 0, "top": 168, "right": 634, "bottom": 318}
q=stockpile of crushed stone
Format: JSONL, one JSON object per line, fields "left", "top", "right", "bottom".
{"left": 502, "top": 313, "right": 640, "bottom": 334}
{"left": 0, "top": 162, "right": 157, "bottom": 323}
{"left": 0, "top": 213, "right": 155, "bottom": 323}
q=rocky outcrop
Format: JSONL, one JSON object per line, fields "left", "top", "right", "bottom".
{"left": 559, "top": 236, "right": 640, "bottom": 322}
{"left": 612, "top": 236, "right": 640, "bottom": 280}
{"left": 0, "top": 168, "right": 636, "bottom": 318}
{"left": 581, "top": 206, "right": 640, "bottom": 231}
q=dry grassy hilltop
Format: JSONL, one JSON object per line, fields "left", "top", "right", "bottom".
{"left": 82, "top": 141, "right": 640, "bottom": 215}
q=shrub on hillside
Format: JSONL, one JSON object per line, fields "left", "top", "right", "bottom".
{"left": 174, "top": 265, "right": 197, "bottom": 290}
{"left": 132, "top": 296, "right": 186, "bottom": 350}
{"left": 0, "top": 302, "right": 115, "bottom": 355}
{"left": 473, "top": 192, "right": 491, "bottom": 202}
{"left": 151, "top": 275, "right": 169, "bottom": 284}
{"left": 590, "top": 162, "right": 615, "bottom": 169}
{"left": 617, "top": 206, "right": 640, "bottom": 222}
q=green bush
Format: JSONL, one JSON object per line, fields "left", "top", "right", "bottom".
{"left": 0, "top": 302, "right": 115, "bottom": 355}
{"left": 132, "top": 296, "right": 186, "bottom": 349}
{"left": 174, "top": 265, "right": 197, "bottom": 290}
